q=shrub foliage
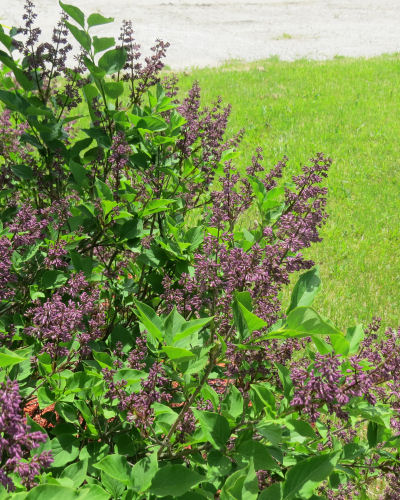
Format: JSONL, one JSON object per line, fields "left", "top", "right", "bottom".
{"left": 0, "top": 2, "right": 399, "bottom": 499}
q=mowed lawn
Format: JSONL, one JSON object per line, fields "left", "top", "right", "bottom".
{"left": 177, "top": 54, "right": 400, "bottom": 331}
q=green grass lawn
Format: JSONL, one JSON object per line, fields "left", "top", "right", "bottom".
{"left": 177, "top": 54, "right": 400, "bottom": 331}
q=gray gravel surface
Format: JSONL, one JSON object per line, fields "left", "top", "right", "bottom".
{"left": 1, "top": 1, "right": 400, "bottom": 68}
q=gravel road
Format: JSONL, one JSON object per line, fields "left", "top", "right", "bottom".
{"left": 1, "top": 1, "right": 400, "bottom": 69}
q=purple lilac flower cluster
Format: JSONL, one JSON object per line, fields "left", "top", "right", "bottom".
{"left": 8, "top": 203, "right": 49, "bottom": 247}
{"left": 0, "top": 379, "right": 52, "bottom": 491}
{"left": 25, "top": 272, "right": 105, "bottom": 358}
{"left": 43, "top": 240, "right": 68, "bottom": 269}
{"left": 0, "top": 237, "right": 15, "bottom": 302}
{"left": 176, "top": 82, "right": 244, "bottom": 200}
{"left": 109, "top": 131, "right": 132, "bottom": 191}
{"left": 103, "top": 361, "right": 171, "bottom": 433}
{"left": 289, "top": 320, "right": 400, "bottom": 427}
{"left": 14, "top": 1, "right": 86, "bottom": 113}
{"left": 0, "top": 110, "right": 30, "bottom": 186}
{"left": 118, "top": 20, "right": 169, "bottom": 105}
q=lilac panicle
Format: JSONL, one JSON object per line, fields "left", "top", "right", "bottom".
{"left": 43, "top": 240, "right": 68, "bottom": 269}
{"left": 0, "top": 237, "right": 15, "bottom": 302}
{"left": 176, "top": 82, "right": 243, "bottom": 195}
{"left": 7, "top": 203, "right": 49, "bottom": 248}
{"left": 25, "top": 272, "right": 105, "bottom": 358}
{"left": 0, "top": 379, "right": 52, "bottom": 491}
{"left": 103, "top": 361, "right": 171, "bottom": 432}
{"left": 118, "top": 20, "right": 169, "bottom": 105}
{"left": 109, "top": 131, "right": 132, "bottom": 191}
{"left": 0, "top": 110, "right": 30, "bottom": 187}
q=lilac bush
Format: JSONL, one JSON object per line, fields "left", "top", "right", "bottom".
{"left": 0, "top": 1, "right": 399, "bottom": 498}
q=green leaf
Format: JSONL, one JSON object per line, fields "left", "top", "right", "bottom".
{"left": 119, "top": 218, "right": 142, "bottom": 240}
{"left": 41, "top": 270, "right": 68, "bottom": 289}
{"left": 162, "top": 346, "right": 195, "bottom": 362}
{"left": 130, "top": 114, "right": 168, "bottom": 132}
{"left": 101, "top": 199, "right": 118, "bottom": 217}
{"left": 59, "top": 1, "right": 85, "bottom": 28}
{"left": 134, "top": 300, "right": 164, "bottom": 342}
{"left": 232, "top": 292, "right": 250, "bottom": 339}
{"left": 76, "top": 485, "right": 110, "bottom": 500}
{"left": 346, "top": 324, "right": 364, "bottom": 355}
{"left": 150, "top": 464, "right": 203, "bottom": 497}
{"left": 103, "top": 81, "right": 124, "bottom": 99}
{"left": 192, "top": 410, "right": 230, "bottom": 450}
{"left": 93, "top": 36, "right": 115, "bottom": 54}
{"left": 282, "top": 453, "right": 340, "bottom": 499}
{"left": 83, "top": 127, "right": 110, "bottom": 148}
{"left": 287, "top": 418, "right": 317, "bottom": 439}
{"left": 66, "top": 371, "right": 100, "bottom": 392}
{"left": 367, "top": 421, "right": 378, "bottom": 448}
{"left": 0, "top": 347, "right": 27, "bottom": 368}
{"left": 237, "top": 440, "right": 280, "bottom": 473}
{"left": 23, "top": 242, "right": 42, "bottom": 263}
{"left": 220, "top": 469, "right": 246, "bottom": 500}
{"left": 184, "top": 352, "right": 209, "bottom": 376}
{"left": 93, "top": 351, "right": 114, "bottom": 369}
{"left": 242, "top": 458, "right": 258, "bottom": 500}
{"left": 234, "top": 290, "right": 253, "bottom": 311}
{"left": 27, "top": 485, "right": 78, "bottom": 500}
{"left": 55, "top": 402, "right": 80, "bottom": 424}
{"left": 330, "top": 332, "right": 350, "bottom": 355}
{"left": 250, "top": 383, "right": 276, "bottom": 416}
{"left": 93, "top": 454, "right": 131, "bottom": 485}
{"left": 26, "top": 104, "right": 54, "bottom": 117}
{"left": 287, "top": 267, "right": 321, "bottom": 314}
{"left": 312, "top": 335, "right": 333, "bottom": 354}
{"left": 100, "top": 471, "right": 125, "bottom": 498}
{"left": 221, "top": 385, "right": 243, "bottom": 420}
{"left": 285, "top": 307, "right": 341, "bottom": 336}
{"left": 233, "top": 292, "right": 268, "bottom": 339}
{"left": 208, "top": 450, "right": 232, "bottom": 478}
{"left": 0, "top": 26, "right": 13, "bottom": 51}
{"left": 220, "top": 460, "right": 257, "bottom": 500}
{"left": 0, "top": 50, "right": 34, "bottom": 90}
{"left": 95, "top": 177, "right": 113, "bottom": 201}
{"left": 69, "top": 160, "right": 89, "bottom": 187}
{"left": 65, "top": 21, "right": 91, "bottom": 52}
{"left": 259, "top": 483, "right": 283, "bottom": 500}
{"left": 201, "top": 384, "right": 220, "bottom": 411}
{"left": 60, "top": 459, "right": 88, "bottom": 488}
{"left": 164, "top": 306, "right": 186, "bottom": 344}
{"left": 185, "top": 226, "right": 204, "bottom": 250}
{"left": 261, "top": 307, "right": 342, "bottom": 341}
{"left": 37, "top": 386, "right": 55, "bottom": 409}
{"left": 276, "top": 363, "right": 293, "bottom": 401}
{"left": 256, "top": 420, "right": 282, "bottom": 445}
{"left": 140, "top": 199, "right": 175, "bottom": 217}
{"left": 81, "top": 81, "right": 102, "bottom": 119}
{"left": 350, "top": 402, "right": 392, "bottom": 428}
{"left": 98, "top": 48, "right": 127, "bottom": 75}
{"left": 87, "top": 13, "right": 114, "bottom": 28}
{"left": 173, "top": 317, "right": 213, "bottom": 346}
{"left": 238, "top": 301, "right": 268, "bottom": 332}
{"left": 70, "top": 250, "right": 94, "bottom": 277}
{"left": 0, "top": 89, "right": 28, "bottom": 113}
{"left": 51, "top": 435, "right": 80, "bottom": 467}
{"left": 130, "top": 453, "right": 158, "bottom": 494}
